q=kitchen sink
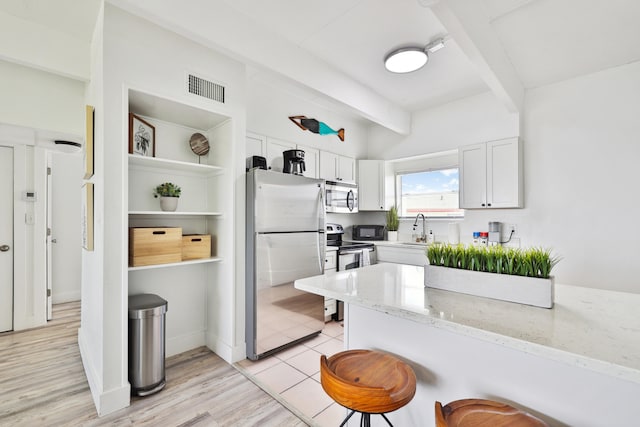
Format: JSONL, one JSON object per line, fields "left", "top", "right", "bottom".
{"left": 398, "top": 241, "right": 428, "bottom": 247}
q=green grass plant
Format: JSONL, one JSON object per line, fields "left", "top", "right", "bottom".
{"left": 386, "top": 205, "right": 399, "bottom": 231}
{"left": 426, "top": 244, "right": 560, "bottom": 279}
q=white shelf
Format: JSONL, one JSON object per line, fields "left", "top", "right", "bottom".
{"left": 129, "top": 211, "right": 222, "bottom": 217}
{"left": 128, "top": 154, "right": 223, "bottom": 177}
{"left": 128, "top": 257, "right": 223, "bottom": 271}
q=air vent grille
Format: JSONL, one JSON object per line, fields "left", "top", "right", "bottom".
{"left": 187, "top": 74, "right": 225, "bottom": 103}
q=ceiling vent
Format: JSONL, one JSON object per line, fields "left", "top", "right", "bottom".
{"left": 187, "top": 73, "right": 225, "bottom": 104}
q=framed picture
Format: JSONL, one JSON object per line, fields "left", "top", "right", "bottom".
{"left": 84, "top": 105, "right": 95, "bottom": 179}
{"left": 129, "top": 113, "right": 155, "bottom": 157}
{"left": 82, "top": 182, "right": 94, "bottom": 251}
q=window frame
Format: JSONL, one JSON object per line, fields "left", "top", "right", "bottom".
{"left": 390, "top": 149, "right": 463, "bottom": 219}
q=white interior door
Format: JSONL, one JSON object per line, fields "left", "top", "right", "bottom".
{"left": 0, "top": 146, "right": 14, "bottom": 332}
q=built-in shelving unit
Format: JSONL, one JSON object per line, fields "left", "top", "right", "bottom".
{"left": 128, "top": 211, "right": 223, "bottom": 217}
{"left": 126, "top": 88, "right": 235, "bottom": 358}
{"left": 128, "top": 256, "right": 223, "bottom": 272}
{"left": 128, "top": 154, "right": 224, "bottom": 177}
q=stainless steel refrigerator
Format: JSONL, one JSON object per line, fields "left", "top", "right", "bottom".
{"left": 246, "top": 169, "right": 326, "bottom": 360}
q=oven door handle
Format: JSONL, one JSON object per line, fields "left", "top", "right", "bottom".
{"left": 339, "top": 247, "right": 373, "bottom": 255}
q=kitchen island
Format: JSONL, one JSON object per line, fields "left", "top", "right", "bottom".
{"left": 295, "top": 263, "right": 640, "bottom": 426}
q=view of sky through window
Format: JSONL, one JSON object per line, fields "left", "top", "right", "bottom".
{"left": 399, "top": 168, "right": 463, "bottom": 218}
{"left": 401, "top": 168, "right": 459, "bottom": 194}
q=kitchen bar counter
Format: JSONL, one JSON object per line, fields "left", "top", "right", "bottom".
{"left": 296, "top": 263, "right": 640, "bottom": 425}
{"left": 295, "top": 263, "right": 640, "bottom": 383}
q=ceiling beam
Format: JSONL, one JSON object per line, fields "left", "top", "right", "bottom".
{"left": 431, "top": 0, "right": 524, "bottom": 113}
{"left": 107, "top": 0, "right": 412, "bottom": 135}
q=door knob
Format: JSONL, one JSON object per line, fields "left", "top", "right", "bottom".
{"left": 0, "top": 245, "right": 10, "bottom": 252}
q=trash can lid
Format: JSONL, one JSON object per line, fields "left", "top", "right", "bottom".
{"left": 128, "top": 294, "right": 168, "bottom": 318}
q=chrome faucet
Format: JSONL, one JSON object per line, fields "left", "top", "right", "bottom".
{"left": 412, "top": 213, "right": 426, "bottom": 242}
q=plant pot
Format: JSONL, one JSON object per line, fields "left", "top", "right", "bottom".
{"left": 387, "top": 231, "right": 398, "bottom": 241}
{"left": 424, "top": 265, "right": 554, "bottom": 308}
{"left": 160, "top": 196, "right": 179, "bottom": 212}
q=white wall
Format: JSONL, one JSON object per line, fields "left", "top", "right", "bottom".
{"left": 247, "top": 71, "right": 370, "bottom": 160}
{"left": 368, "top": 91, "right": 519, "bottom": 160}
{"left": 0, "top": 60, "right": 85, "bottom": 135}
{"left": 368, "top": 61, "right": 640, "bottom": 294}
{"left": 79, "top": 4, "right": 247, "bottom": 416}
{"left": 522, "top": 60, "right": 640, "bottom": 293}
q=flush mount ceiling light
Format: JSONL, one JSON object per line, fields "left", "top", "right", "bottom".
{"left": 384, "top": 38, "right": 446, "bottom": 73}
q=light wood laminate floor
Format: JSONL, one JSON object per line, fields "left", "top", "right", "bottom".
{"left": 0, "top": 302, "right": 305, "bottom": 426}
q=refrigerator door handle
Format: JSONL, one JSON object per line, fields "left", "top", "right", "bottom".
{"left": 318, "top": 233, "right": 324, "bottom": 274}
{"left": 318, "top": 186, "right": 325, "bottom": 229}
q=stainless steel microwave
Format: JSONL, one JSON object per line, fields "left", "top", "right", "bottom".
{"left": 325, "top": 180, "right": 358, "bottom": 213}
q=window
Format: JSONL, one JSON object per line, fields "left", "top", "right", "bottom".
{"left": 398, "top": 168, "right": 463, "bottom": 218}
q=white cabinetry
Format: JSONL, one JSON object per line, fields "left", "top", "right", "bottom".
{"left": 246, "top": 134, "right": 319, "bottom": 178}
{"left": 358, "top": 160, "right": 394, "bottom": 211}
{"left": 320, "top": 151, "right": 355, "bottom": 183}
{"left": 459, "top": 137, "right": 523, "bottom": 209}
{"left": 297, "top": 145, "right": 319, "bottom": 179}
{"left": 376, "top": 245, "right": 427, "bottom": 266}
{"left": 266, "top": 137, "right": 296, "bottom": 173}
{"left": 246, "top": 132, "right": 266, "bottom": 159}
{"left": 127, "top": 89, "right": 233, "bottom": 357}
{"left": 324, "top": 250, "right": 338, "bottom": 321}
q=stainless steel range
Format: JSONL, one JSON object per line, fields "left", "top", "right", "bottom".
{"left": 326, "top": 223, "right": 376, "bottom": 320}
{"left": 326, "top": 223, "right": 376, "bottom": 269}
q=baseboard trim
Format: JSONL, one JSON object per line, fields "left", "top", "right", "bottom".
{"left": 166, "top": 330, "right": 206, "bottom": 357}
{"left": 52, "top": 291, "right": 81, "bottom": 304}
{"left": 78, "top": 327, "right": 130, "bottom": 417}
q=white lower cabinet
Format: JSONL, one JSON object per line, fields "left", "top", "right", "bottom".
{"left": 376, "top": 245, "right": 427, "bottom": 266}
{"left": 324, "top": 250, "right": 337, "bottom": 321}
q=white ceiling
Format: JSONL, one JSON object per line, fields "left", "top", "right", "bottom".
{"left": 2, "top": 0, "right": 640, "bottom": 129}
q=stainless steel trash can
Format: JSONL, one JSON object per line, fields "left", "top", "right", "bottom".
{"left": 128, "top": 294, "right": 168, "bottom": 396}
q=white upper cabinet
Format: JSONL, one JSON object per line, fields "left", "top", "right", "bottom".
{"left": 246, "top": 132, "right": 266, "bottom": 159}
{"left": 266, "top": 137, "right": 296, "bottom": 172}
{"left": 297, "top": 145, "right": 319, "bottom": 179}
{"left": 459, "top": 137, "right": 523, "bottom": 209}
{"left": 358, "top": 160, "right": 394, "bottom": 211}
{"left": 320, "top": 151, "right": 355, "bottom": 183}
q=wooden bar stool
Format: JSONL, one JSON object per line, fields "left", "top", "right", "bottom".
{"left": 435, "top": 398, "right": 549, "bottom": 427}
{"left": 320, "top": 349, "right": 416, "bottom": 427}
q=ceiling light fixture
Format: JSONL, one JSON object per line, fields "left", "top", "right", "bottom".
{"left": 384, "top": 38, "right": 446, "bottom": 74}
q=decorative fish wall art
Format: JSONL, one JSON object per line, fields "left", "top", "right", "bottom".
{"left": 289, "top": 116, "right": 345, "bottom": 141}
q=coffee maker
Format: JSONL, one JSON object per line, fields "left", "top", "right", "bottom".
{"left": 283, "top": 149, "right": 306, "bottom": 175}
{"left": 488, "top": 221, "right": 502, "bottom": 246}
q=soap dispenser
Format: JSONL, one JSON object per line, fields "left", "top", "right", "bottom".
{"left": 427, "top": 230, "right": 434, "bottom": 244}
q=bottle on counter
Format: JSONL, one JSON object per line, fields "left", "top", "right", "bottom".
{"left": 472, "top": 232, "right": 481, "bottom": 245}
{"left": 427, "top": 230, "right": 434, "bottom": 244}
{"left": 479, "top": 232, "right": 489, "bottom": 246}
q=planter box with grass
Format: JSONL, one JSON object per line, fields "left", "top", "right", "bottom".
{"left": 425, "top": 245, "right": 559, "bottom": 308}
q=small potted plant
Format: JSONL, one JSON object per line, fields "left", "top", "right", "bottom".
{"left": 153, "top": 182, "right": 181, "bottom": 212}
{"left": 386, "top": 205, "right": 399, "bottom": 241}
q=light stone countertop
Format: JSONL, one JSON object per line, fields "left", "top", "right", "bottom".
{"left": 295, "top": 263, "right": 640, "bottom": 384}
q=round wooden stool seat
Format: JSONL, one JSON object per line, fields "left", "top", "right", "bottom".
{"left": 320, "top": 349, "right": 416, "bottom": 425}
{"left": 435, "top": 399, "right": 549, "bottom": 427}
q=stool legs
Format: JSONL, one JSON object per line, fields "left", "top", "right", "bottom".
{"left": 339, "top": 410, "right": 394, "bottom": 427}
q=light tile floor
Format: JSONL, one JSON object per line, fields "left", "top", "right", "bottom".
{"left": 236, "top": 321, "right": 347, "bottom": 426}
